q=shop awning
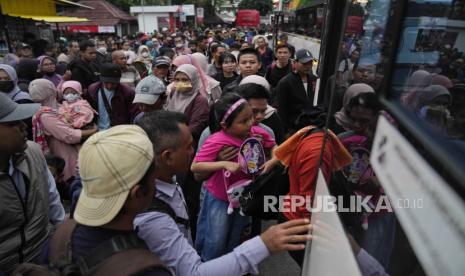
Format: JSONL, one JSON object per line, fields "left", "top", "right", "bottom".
{"left": 54, "top": 0, "right": 94, "bottom": 9}
{"left": 7, "top": 14, "right": 89, "bottom": 23}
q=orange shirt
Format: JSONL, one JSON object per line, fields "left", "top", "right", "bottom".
{"left": 283, "top": 133, "right": 334, "bottom": 221}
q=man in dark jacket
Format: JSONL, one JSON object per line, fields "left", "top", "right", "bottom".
{"left": 276, "top": 49, "right": 318, "bottom": 134}
{"left": 84, "top": 63, "right": 139, "bottom": 130}
{"left": 69, "top": 40, "right": 100, "bottom": 90}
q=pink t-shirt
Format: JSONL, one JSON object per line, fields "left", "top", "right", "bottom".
{"left": 194, "top": 126, "right": 276, "bottom": 201}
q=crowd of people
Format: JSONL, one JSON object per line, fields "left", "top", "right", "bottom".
{"left": 1, "top": 23, "right": 463, "bottom": 276}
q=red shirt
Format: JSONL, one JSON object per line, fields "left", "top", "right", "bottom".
{"left": 283, "top": 132, "right": 334, "bottom": 221}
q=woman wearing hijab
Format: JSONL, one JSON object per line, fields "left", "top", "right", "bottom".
{"left": 134, "top": 45, "right": 153, "bottom": 76}
{"left": 166, "top": 64, "right": 209, "bottom": 144}
{"left": 334, "top": 83, "right": 396, "bottom": 269}
{"left": 400, "top": 70, "right": 432, "bottom": 110}
{"left": 0, "top": 64, "right": 33, "bottom": 103}
{"left": 171, "top": 53, "right": 222, "bottom": 105}
{"left": 29, "top": 79, "right": 97, "bottom": 183}
{"left": 415, "top": 84, "right": 453, "bottom": 134}
{"left": 37, "top": 55, "right": 63, "bottom": 88}
{"left": 335, "top": 83, "right": 376, "bottom": 132}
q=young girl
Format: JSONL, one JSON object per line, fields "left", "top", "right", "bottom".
{"left": 58, "top": 81, "right": 96, "bottom": 129}
{"left": 192, "top": 93, "right": 279, "bottom": 261}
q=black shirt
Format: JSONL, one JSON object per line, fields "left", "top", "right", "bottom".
{"left": 69, "top": 59, "right": 100, "bottom": 89}
{"left": 214, "top": 71, "right": 239, "bottom": 90}
{"left": 265, "top": 61, "right": 293, "bottom": 87}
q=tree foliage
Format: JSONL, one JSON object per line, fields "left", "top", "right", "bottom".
{"left": 238, "top": 0, "right": 273, "bottom": 16}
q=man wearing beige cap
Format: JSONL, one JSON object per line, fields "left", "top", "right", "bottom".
{"left": 135, "top": 111, "right": 312, "bottom": 276}
{"left": 42, "top": 125, "right": 171, "bottom": 275}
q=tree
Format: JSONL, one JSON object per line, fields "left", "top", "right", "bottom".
{"left": 238, "top": 0, "right": 273, "bottom": 16}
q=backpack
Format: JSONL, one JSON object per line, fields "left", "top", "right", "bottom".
{"left": 239, "top": 128, "right": 322, "bottom": 220}
{"left": 12, "top": 219, "right": 172, "bottom": 276}
{"left": 146, "top": 197, "right": 190, "bottom": 229}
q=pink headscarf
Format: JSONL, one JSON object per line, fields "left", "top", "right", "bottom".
{"left": 192, "top": 53, "right": 209, "bottom": 72}
{"left": 172, "top": 54, "right": 207, "bottom": 96}
{"left": 29, "top": 79, "right": 59, "bottom": 109}
{"left": 61, "top": 80, "right": 83, "bottom": 95}
{"left": 401, "top": 70, "right": 432, "bottom": 110}
{"left": 431, "top": 73, "right": 453, "bottom": 88}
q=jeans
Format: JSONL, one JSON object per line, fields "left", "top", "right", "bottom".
{"left": 195, "top": 190, "right": 251, "bottom": 261}
{"left": 358, "top": 212, "right": 396, "bottom": 269}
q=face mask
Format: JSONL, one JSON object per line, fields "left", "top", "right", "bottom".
{"left": 142, "top": 52, "right": 149, "bottom": 58}
{"left": 174, "top": 81, "right": 192, "bottom": 92}
{"left": 63, "top": 93, "right": 81, "bottom": 103}
{"left": 0, "top": 80, "right": 15, "bottom": 92}
{"left": 97, "top": 47, "right": 107, "bottom": 55}
{"left": 175, "top": 43, "right": 184, "bottom": 49}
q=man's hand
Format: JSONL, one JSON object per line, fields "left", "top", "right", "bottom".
{"left": 260, "top": 219, "right": 312, "bottom": 254}
{"left": 217, "top": 146, "right": 238, "bottom": 161}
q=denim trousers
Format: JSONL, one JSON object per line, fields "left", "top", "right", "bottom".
{"left": 195, "top": 190, "right": 251, "bottom": 261}
{"left": 358, "top": 212, "right": 396, "bottom": 269}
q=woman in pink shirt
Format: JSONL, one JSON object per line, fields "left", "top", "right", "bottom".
{"left": 29, "top": 79, "right": 97, "bottom": 182}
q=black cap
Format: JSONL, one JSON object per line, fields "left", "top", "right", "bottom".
{"left": 295, "top": 49, "right": 315, "bottom": 64}
{"left": 17, "top": 43, "right": 32, "bottom": 50}
{"left": 100, "top": 63, "right": 121, "bottom": 83}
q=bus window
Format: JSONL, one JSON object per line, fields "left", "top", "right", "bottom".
{"left": 390, "top": 0, "right": 465, "bottom": 146}
{"left": 282, "top": 4, "right": 324, "bottom": 38}
{"left": 335, "top": 1, "right": 392, "bottom": 92}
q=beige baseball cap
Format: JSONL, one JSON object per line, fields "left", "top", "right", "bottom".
{"left": 74, "top": 125, "right": 154, "bottom": 227}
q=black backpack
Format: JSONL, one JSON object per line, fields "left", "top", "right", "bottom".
{"left": 12, "top": 220, "right": 172, "bottom": 276}
{"left": 146, "top": 198, "right": 190, "bottom": 229}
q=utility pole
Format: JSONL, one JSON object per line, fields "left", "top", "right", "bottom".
{"left": 141, "top": 0, "right": 146, "bottom": 33}
{"left": 273, "top": 0, "right": 283, "bottom": 52}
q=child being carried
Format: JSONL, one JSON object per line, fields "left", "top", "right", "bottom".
{"left": 58, "top": 81, "right": 97, "bottom": 129}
